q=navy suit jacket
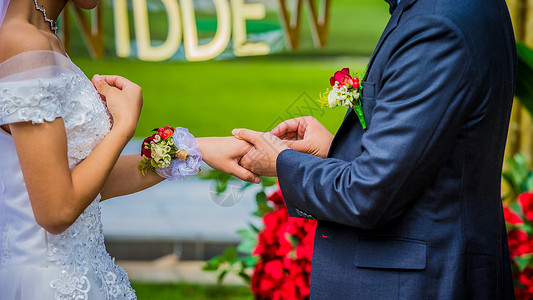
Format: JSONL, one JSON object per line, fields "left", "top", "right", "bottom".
{"left": 276, "top": 0, "right": 516, "bottom": 298}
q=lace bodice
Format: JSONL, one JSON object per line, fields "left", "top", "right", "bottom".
{"left": 48, "top": 198, "right": 135, "bottom": 300}
{"left": 0, "top": 51, "right": 135, "bottom": 299}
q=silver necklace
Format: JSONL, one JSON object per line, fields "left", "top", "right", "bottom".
{"left": 33, "top": 0, "right": 58, "bottom": 34}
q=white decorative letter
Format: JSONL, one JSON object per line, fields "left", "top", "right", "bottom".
{"left": 113, "top": 0, "right": 130, "bottom": 57}
{"left": 181, "top": 0, "right": 231, "bottom": 61}
{"left": 133, "top": 0, "right": 182, "bottom": 61}
{"left": 231, "top": 0, "right": 270, "bottom": 56}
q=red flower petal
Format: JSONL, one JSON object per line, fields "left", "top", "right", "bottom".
{"left": 519, "top": 192, "right": 533, "bottom": 223}
{"left": 141, "top": 135, "right": 155, "bottom": 157}
{"left": 503, "top": 206, "right": 523, "bottom": 225}
{"left": 252, "top": 182, "right": 315, "bottom": 299}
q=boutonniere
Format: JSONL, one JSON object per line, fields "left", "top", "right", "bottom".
{"left": 319, "top": 68, "right": 366, "bottom": 129}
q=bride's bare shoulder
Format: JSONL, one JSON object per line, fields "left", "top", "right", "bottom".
{"left": 0, "top": 23, "right": 53, "bottom": 63}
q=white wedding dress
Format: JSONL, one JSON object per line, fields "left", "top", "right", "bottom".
{"left": 0, "top": 51, "right": 136, "bottom": 299}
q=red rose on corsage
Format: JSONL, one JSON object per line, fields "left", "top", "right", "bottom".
{"left": 321, "top": 67, "right": 366, "bottom": 129}
{"left": 141, "top": 135, "right": 155, "bottom": 158}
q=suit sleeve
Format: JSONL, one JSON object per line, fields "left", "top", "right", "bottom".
{"left": 276, "top": 16, "right": 475, "bottom": 229}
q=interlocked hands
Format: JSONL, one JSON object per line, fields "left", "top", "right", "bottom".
{"left": 201, "top": 116, "right": 334, "bottom": 183}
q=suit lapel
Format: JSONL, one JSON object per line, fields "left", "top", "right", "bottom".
{"left": 365, "top": 0, "right": 417, "bottom": 77}
{"left": 327, "top": 0, "right": 418, "bottom": 158}
{"left": 384, "top": 0, "right": 398, "bottom": 14}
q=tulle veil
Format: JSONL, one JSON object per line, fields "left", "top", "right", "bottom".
{"left": 0, "top": 0, "right": 10, "bottom": 27}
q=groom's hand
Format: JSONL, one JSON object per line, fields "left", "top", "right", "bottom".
{"left": 232, "top": 129, "right": 289, "bottom": 177}
{"left": 271, "top": 116, "right": 334, "bottom": 159}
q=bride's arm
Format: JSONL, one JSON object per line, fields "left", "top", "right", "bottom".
{"left": 10, "top": 75, "right": 142, "bottom": 235}
{"left": 99, "top": 154, "right": 164, "bottom": 200}
{"left": 99, "top": 137, "right": 260, "bottom": 200}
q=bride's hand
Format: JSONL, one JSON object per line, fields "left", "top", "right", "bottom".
{"left": 92, "top": 75, "right": 143, "bottom": 138}
{"left": 197, "top": 137, "right": 260, "bottom": 183}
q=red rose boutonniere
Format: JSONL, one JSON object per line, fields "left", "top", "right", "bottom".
{"left": 320, "top": 67, "right": 366, "bottom": 129}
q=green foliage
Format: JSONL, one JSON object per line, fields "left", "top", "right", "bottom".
{"left": 131, "top": 282, "right": 252, "bottom": 300}
{"left": 236, "top": 228, "right": 259, "bottom": 256}
{"left": 253, "top": 191, "right": 273, "bottom": 217}
{"left": 259, "top": 176, "right": 278, "bottom": 188}
{"left": 202, "top": 244, "right": 255, "bottom": 285}
{"left": 516, "top": 42, "right": 533, "bottom": 117}
{"left": 138, "top": 158, "right": 152, "bottom": 177}
{"left": 508, "top": 221, "right": 533, "bottom": 236}
{"left": 515, "top": 254, "right": 533, "bottom": 272}
{"left": 200, "top": 170, "right": 277, "bottom": 285}
{"left": 203, "top": 247, "right": 238, "bottom": 284}
{"left": 502, "top": 154, "right": 533, "bottom": 200}
{"left": 200, "top": 170, "right": 235, "bottom": 196}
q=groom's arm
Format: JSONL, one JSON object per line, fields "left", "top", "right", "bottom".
{"left": 242, "top": 16, "right": 477, "bottom": 229}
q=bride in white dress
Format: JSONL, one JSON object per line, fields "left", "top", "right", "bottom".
{"left": 0, "top": 0, "right": 259, "bottom": 299}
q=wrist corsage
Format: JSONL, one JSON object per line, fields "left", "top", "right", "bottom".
{"left": 319, "top": 68, "right": 366, "bottom": 129}
{"left": 139, "top": 126, "right": 202, "bottom": 180}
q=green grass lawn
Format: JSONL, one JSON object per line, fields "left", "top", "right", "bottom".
{"left": 131, "top": 282, "right": 252, "bottom": 300}
{"left": 74, "top": 55, "right": 369, "bottom": 138}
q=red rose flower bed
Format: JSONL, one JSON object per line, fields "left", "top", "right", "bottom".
{"left": 504, "top": 192, "right": 533, "bottom": 298}
{"left": 251, "top": 188, "right": 316, "bottom": 300}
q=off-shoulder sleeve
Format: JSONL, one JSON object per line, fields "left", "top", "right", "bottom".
{"left": 0, "top": 51, "right": 80, "bottom": 126}
{"left": 0, "top": 77, "right": 68, "bottom": 125}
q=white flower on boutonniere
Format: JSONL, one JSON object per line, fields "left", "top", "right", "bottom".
{"left": 320, "top": 68, "right": 366, "bottom": 129}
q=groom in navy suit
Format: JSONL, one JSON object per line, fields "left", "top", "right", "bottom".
{"left": 233, "top": 0, "right": 517, "bottom": 298}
